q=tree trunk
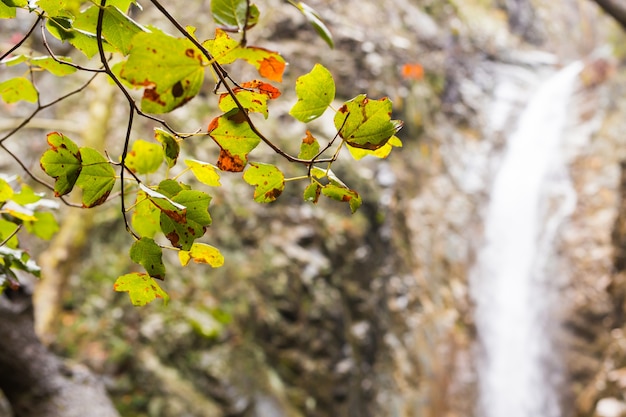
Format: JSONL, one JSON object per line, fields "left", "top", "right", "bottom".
{"left": 0, "top": 288, "right": 119, "bottom": 417}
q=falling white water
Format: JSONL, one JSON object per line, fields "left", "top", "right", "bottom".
{"left": 472, "top": 62, "right": 583, "bottom": 417}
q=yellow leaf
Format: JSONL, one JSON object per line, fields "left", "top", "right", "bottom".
{"left": 179, "top": 243, "right": 224, "bottom": 268}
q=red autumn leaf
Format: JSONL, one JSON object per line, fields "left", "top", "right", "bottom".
{"left": 240, "top": 80, "right": 281, "bottom": 99}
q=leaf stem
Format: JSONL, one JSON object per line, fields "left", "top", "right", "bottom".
{"left": 0, "top": 224, "right": 22, "bottom": 248}
{"left": 284, "top": 175, "right": 309, "bottom": 182}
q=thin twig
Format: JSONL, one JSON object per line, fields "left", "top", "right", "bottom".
{"left": 0, "top": 73, "right": 99, "bottom": 144}
{"left": 0, "top": 224, "right": 22, "bottom": 248}
{"left": 307, "top": 113, "right": 349, "bottom": 176}
{"left": 0, "top": 14, "right": 43, "bottom": 61}
{"left": 40, "top": 26, "right": 105, "bottom": 73}
{"left": 96, "top": 0, "right": 139, "bottom": 238}
{"left": 0, "top": 142, "right": 82, "bottom": 207}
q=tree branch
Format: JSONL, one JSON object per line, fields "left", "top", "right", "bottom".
{"left": 591, "top": 0, "right": 626, "bottom": 31}
{"left": 0, "top": 289, "right": 120, "bottom": 417}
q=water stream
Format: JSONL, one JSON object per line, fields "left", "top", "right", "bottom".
{"left": 472, "top": 62, "right": 583, "bottom": 417}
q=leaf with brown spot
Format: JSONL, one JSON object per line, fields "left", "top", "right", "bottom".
{"left": 334, "top": 94, "right": 403, "bottom": 150}
{"left": 139, "top": 184, "right": 186, "bottom": 223}
{"left": 129, "top": 237, "right": 166, "bottom": 280}
{"left": 114, "top": 272, "right": 169, "bottom": 306}
{"left": 204, "top": 30, "right": 286, "bottom": 81}
{"left": 125, "top": 139, "right": 164, "bottom": 174}
{"left": 120, "top": 28, "right": 205, "bottom": 114}
{"left": 304, "top": 182, "right": 322, "bottom": 204}
{"left": 208, "top": 109, "right": 261, "bottom": 172}
{"left": 298, "top": 130, "right": 320, "bottom": 160}
{"left": 160, "top": 190, "right": 212, "bottom": 250}
{"left": 218, "top": 80, "right": 281, "bottom": 118}
{"left": 75, "top": 147, "right": 116, "bottom": 208}
{"left": 179, "top": 243, "right": 224, "bottom": 268}
{"left": 321, "top": 183, "right": 362, "bottom": 213}
{"left": 243, "top": 162, "right": 285, "bottom": 203}
{"left": 154, "top": 128, "right": 180, "bottom": 168}
{"left": 40, "top": 132, "right": 82, "bottom": 197}
{"left": 346, "top": 135, "right": 403, "bottom": 160}
{"left": 241, "top": 80, "right": 281, "bottom": 99}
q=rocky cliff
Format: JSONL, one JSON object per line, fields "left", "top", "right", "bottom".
{"left": 5, "top": 1, "right": 626, "bottom": 417}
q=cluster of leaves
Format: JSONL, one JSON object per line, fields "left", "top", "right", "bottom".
{"left": 0, "top": 0, "right": 403, "bottom": 305}
{"left": 0, "top": 176, "right": 59, "bottom": 290}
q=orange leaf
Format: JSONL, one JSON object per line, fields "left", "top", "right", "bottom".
{"left": 258, "top": 56, "right": 286, "bottom": 82}
{"left": 401, "top": 63, "right": 424, "bottom": 80}
{"left": 240, "top": 80, "right": 282, "bottom": 99}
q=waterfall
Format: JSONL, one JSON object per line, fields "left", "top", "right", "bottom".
{"left": 472, "top": 61, "right": 583, "bottom": 417}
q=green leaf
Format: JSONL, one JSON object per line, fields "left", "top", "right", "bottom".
{"left": 130, "top": 237, "right": 166, "bottom": 280}
{"left": 125, "top": 139, "right": 163, "bottom": 174}
{"left": 156, "top": 179, "right": 187, "bottom": 198}
{"left": 208, "top": 109, "right": 261, "bottom": 172}
{"left": 0, "top": 219, "right": 19, "bottom": 248}
{"left": 290, "top": 1, "right": 334, "bottom": 48}
{"left": 0, "top": 77, "right": 37, "bottom": 103}
{"left": 334, "top": 94, "right": 403, "bottom": 150}
{"left": 160, "top": 190, "right": 212, "bottom": 250}
{"left": 73, "top": 5, "right": 146, "bottom": 55}
{"left": 154, "top": 128, "right": 180, "bottom": 168}
{"left": 24, "top": 212, "right": 59, "bottom": 240}
{"left": 105, "top": 0, "right": 136, "bottom": 12}
{"left": 0, "top": 178, "right": 14, "bottom": 203}
{"left": 184, "top": 159, "right": 221, "bottom": 187}
{"left": 120, "top": 29, "right": 205, "bottom": 113}
{"left": 40, "top": 132, "right": 82, "bottom": 197}
{"left": 114, "top": 272, "right": 169, "bottom": 306}
{"left": 1, "top": 55, "right": 28, "bottom": 66}
{"left": 75, "top": 147, "right": 116, "bottom": 207}
{"left": 0, "top": 0, "right": 26, "bottom": 18}
{"left": 321, "top": 184, "right": 362, "bottom": 213}
{"left": 178, "top": 243, "right": 224, "bottom": 267}
{"left": 203, "top": 28, "right": 240, "bottom": 65}
{"left": 218, "top": 80, "right": 280, "bottom": 119}
{"left": 1, "top": 0, "right": 26, "bottom": 7}
{"left": 298, "top": 130, "right": 320, "bottom": 160}
{"left": 172, "top": 190, "right": 212, "bottom": 227}
{"left": 46, "top": 16, "right": 109, "bottom": 58}
{"left": 303, "top": 182, "right": 321, "bottom": 204}
{"left": 309, "top": 167, "right": 361, "bottom": 212}
{"left": 132, "top": 190, "right": 161, "bottom": 238}
{"left": 0, "top": 246, "right": 40, "bottom": 277}
{"left": 12, "top": 184, "right": 41, "bottom": 205}
{"left": 211, "top": 0, "right": 260, "bottom": 32}
{"left": 219, "top": 91, "right": 264, "bottom": 117}
{"left": 290, "top": 64, "right": 335, "bottom": 122}
{"left": 140, "top": 183, "right": 186, "bottom": 223}
{"left": 30, "top": 56, "right": 77, "bottom": 76}
{"left": 36, "top": 0, "right": 82, "bottom": 17}
{"left": 347, "top": 135, "right": 403, "bottom": 160}
{"left": 243, "top": 162, "right": 284, "bottom": 203}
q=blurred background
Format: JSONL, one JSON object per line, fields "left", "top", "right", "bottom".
{"left": 3, "top": 0, "right": 626, "bottom": 416}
